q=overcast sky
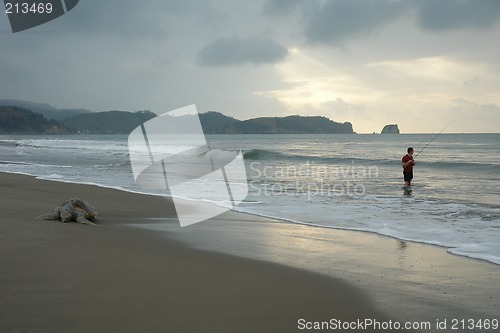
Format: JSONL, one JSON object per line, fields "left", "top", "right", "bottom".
{"left": 1, "top": 0, "right": 499, "bottom": 133}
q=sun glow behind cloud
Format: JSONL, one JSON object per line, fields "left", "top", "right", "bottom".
{"left": 256, "top": 50, "right": 500, "bottom": 133}
{"left": 256, "top": 49, "right": 373, "bottom": 106}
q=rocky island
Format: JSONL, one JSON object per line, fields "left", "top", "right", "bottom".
{"left": 381, "top": 124, "right": 400, "bottom": 134}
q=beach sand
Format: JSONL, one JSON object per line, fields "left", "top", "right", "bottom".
{"left": 1, "top": 173, "right": 498, "bottom": 332}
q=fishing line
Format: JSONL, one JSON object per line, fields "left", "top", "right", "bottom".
{"left": 414, "top": 121, "right": 454, "bottom": 158}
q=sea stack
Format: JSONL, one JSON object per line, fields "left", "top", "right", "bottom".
{"left": 381, "top": 124, "right": 400, "bottom": 134}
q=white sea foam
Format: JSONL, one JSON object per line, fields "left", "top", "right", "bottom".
{"left": 45, "top": 174, "right": 64, "bottom": 179}
{"left": 234, "top": 193, "right": 500, "bottom": 265}
{"left": 1, "top": 134, "right": 498, "bottom": 265}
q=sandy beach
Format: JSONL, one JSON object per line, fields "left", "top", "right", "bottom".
{"left": 1, "top": 172, "right": 499, "bottom": 332}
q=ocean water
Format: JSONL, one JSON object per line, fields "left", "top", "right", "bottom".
{"left": 1, "top": 133, "right": 499, "bottom": 265}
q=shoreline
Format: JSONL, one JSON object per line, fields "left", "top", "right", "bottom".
{"left": 2, "top": 169, "right": 498, "bottom": 266}
{"left": 233, "top": 207, "right": 500, "bottom": 266}
{"left": 1, "top": 172, "right": 499, "bottom": 332}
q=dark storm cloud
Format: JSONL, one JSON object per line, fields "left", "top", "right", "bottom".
{"left": 303, "top": 0, "right": 410, "bottom": 45}
{"left": 197, "top": 36, "right": 288, "bottom": 66}
{"left": 268, "top": 0, "right": 500, "bottom": 47}
{"left": 62, "top": 0, "right": 167, "bottom": 38}
{"left": 415, "top": 0, "right": 500, "bottom": 31}
{"left": 16, "top": 0, "right": 224, "bottom": 39}
{"left": 261, "top": 0, "right": 305, "bottom": 16}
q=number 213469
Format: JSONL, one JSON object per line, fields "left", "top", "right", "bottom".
{"left": 5, "top": 2, "right": 53, "bottom": 14}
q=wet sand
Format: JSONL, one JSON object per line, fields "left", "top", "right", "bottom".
{"left": 1, "top": 173, "right": 498, "bottom": 332}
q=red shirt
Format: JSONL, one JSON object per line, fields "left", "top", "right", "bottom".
{"left": 402, "top": 154, "right": 414, "bottom": 172}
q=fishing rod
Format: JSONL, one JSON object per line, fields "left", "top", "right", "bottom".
{"left": 414, "top": 121, "right": 454, "bottom": 158}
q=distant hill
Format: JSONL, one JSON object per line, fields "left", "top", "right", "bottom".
{"left": 60, "top": 110, "right": 354, "bottom": 134}
{"left": 228, "top": 115, "right": 353, "bottom": 134}
{"left": 0, "top": 99, "right": 355, "bottom": 134}
{"left": 0, "top": 106, "right": 73, "bottom": 134}
{"left": 198, "top": 112, "right": 353, "bottom": 134}
{"left": 60, "top": 110, "right": 156, "bottom": 134}
{"left": 0, "top": 99, "right": 91, "bottom": 121}
{"left": 199, "top": 111, "right": 239, "bottom": 133}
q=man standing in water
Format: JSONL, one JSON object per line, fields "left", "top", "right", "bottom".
{"left": 402, "top": 147, "right": 415, "bottom": 187}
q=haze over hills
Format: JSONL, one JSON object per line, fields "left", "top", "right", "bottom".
{"left": 0, "top": 100, "right": 355, "bottom": 134}
{"left": 0, "top": 99, "right": 91, "bottom": 121}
